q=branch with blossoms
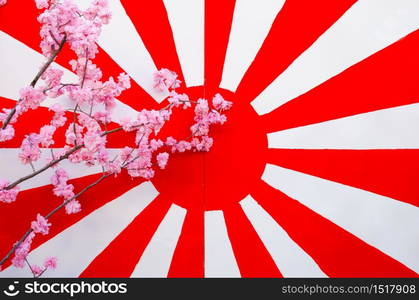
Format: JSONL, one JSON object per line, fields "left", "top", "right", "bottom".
{"left": 0, "top": 0, "right": 232, "bottom": 277}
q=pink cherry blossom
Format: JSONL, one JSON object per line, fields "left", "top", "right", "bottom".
{"left": 50, "top": 104, "right": 67, "bottom": 128}
{"left": 194, "top": 98, "right": 209, "bottom": 117}
{"left": 156, "top": 152, "right": 169, "bottom": 169}
{"left": 35, "top": 0, "right": 49, "bottom": 9}
{"left": 165, "top": 136, "right": 177, "bottom": 146}
{"left": 0, "top": 0, "right": 7, "bottom": 7}
{"left": 43, "top": 256, "right": 57, "bottom": 270}
{"left": 31, "top": 214, "right": 51, "bottom": 235}
{"left": 0, "top": 125, "right": 15, "bottom": 142}
{"left": 0, "top": 179, "right": 19, "bottom": 203}
{"left": 41, "top": 67, "right": 63, "bottom": 89}
{"left": 168, "top": 92, "right": 190, "bottom": 109}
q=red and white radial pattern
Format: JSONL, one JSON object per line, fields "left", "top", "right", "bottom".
{"left": 1, "top": 0, "right": 419, "bottom": 277}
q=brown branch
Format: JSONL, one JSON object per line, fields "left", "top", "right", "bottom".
{"left": 0, "top": 173, "right": 111, "bottom": 266}
{"left": 4, "top": 126, "right": 127, "bottom": 191}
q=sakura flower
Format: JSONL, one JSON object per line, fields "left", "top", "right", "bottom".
{"left": 168, "top": 92, "right": 189, "bottom": 108}
{"left": 0, "top": 179, "right": 19, "bottom": 203}
{"left": 39, "top": 125, "right": 56, "bottom": 147}
{"left": 150, "top": 139, "right": 163, "bottom": 151}
{"left": 0, "top": 0, "right": 7, "bottom": 6}
{"left": 19, "top": 86, "right": 46, "bottom": 111}
{"left": 192, "top": 136, "right": 214, "bottom": 152}
{"left": 35, "top": 0, "right": 49, "bottom": 9}
{"left": 165, "top": 136, "right": 177, "bottom": 146}
{"left": 19, "top": 134, "right": 41, "bottom": 164}
{"left": 12, "top": 232, "right": 35, "bottom": 268}
{"left": 156, "top": 152, "right": 169, "bottom": 169}
{"left": 194, "top": 98, "right": 209, "bottom": 117}
{"left": 50, "top": 104, "right": 67, "bottom": 127}
{"left": 51, "top": 168, "right": 75, "bottom": 200}
{"left": 31, "top": 265, "right": 43, "bottom": 277}
{"left": 41, "top": 67, "right": 63, "bottom": 87}
{"left": 43, "top": 256, "right": 58, "bottom": 270}
{"left": 65, "top": 199, "right": 82, "bottom": 215}
{"left": 153, "top": 68, "right": 181, "bottom": 91}
{"left": 31, "top": 214, "right": 51, "bottom": 235}
{"left": 173, "top": 141, "right": 191, "bottom": 153}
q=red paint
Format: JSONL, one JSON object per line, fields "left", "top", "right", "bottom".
{"left": 0, "top": 172, "right": 145, "bottom": 269}
{"left": 261, "top": 29, "right": 419, "bottom": 133}
{"left": 267, "top": 149, "right": 419, "bottom": 208}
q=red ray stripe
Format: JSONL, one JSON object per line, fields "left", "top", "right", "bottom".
{"left": 0, "top": 2, "right": 158, "bottom": 111}
{"left": 235, "top": 0, "right": 356, "bottom": 102}
{"left": 167, "top": 209, "right": 204, "bottom": 278}
{"left": 260, "top": 29, "right": 419, "bottom": 133}
{"left": 251, "top": 180, "right": 418, "bottom": 277}
{"left": 223, "top": 203, "right": 282, "bottom": 278}
{"left": 80, "top": 194, "right": 171, "bottom": 277}
{"left": 267, "top": 149, "right": 419, "bottom": 208}
{"left": 0, "top": 172, "right": 145, "bottom": 269}
{"left": 120, "top": 0, "right": 184, "bottom": 84}
{"left": 204, "top": 0, "right": 236, "bottom": 93}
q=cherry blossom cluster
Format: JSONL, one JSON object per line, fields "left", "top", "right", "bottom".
{"left": 0, "top": 0, "right": 233, "bottom": 278}
{"left": 0, "top": 0, "right": 6, "bottom": 7}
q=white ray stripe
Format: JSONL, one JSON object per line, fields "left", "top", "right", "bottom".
{"left": 204, "top": 210, "right": 240, "bottom": 277}
{"left": 130, "top": 204, "right": 186, "bottom": 277}
{"left": 163, "top": 0, "right": 204, "bottom": 87}
{"left": 0, "top": 182, "right": 159, "bottom": 278}
{"left": 240, "top": 196, "right": 327, "bottom": 277}
{"left": 268, "top": 103, "right": 419, "bottom": 150}
{"left": 220, "top": 0, "right": 286, "bottom": 92}
{"left": 0, "top": 148, "right": 102, "bottom": 191}
{"left": 0, "top": 149, "right": 120, "bottom": 191}
{"left": 72, "top": 0, "right": 167, "bottom": 103}
{"left": 262, "top": 164, "right": 419, "bottom": 273}
{"left": 251, "top": 0, "right": 419, "bottom": 115}
{"left": 0, "top": 31, "right": 138, "bottom": 122}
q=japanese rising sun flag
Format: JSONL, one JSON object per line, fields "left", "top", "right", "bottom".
{"left": 0, "top": 0, "right": 418, "bottom": 277}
